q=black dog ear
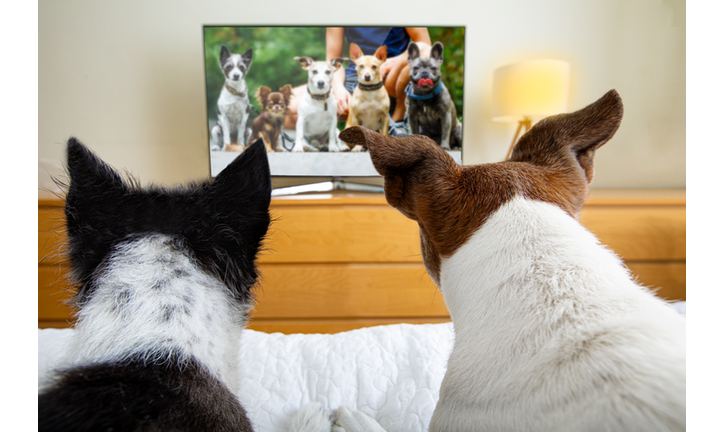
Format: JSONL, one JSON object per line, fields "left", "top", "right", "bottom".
{"left": 510, "top": 89, "right": 624, "bottom": 184}
{"left": 65, "top": 137, "right": 128, "bottom": 206}
{"left": 241, "top": 48, "right": 253, "bottom": 65}
{"left": 220, "top": 44, "right": 231, "bottom": 64}
{"left": 64, "top": 138, "right": 134, "bottom": 301}
{"left": 212, "top": 138, "right": 271, "bottom": 217}
{"left": 407, "top": 42, "right": 420, "bottom": 62}
{"left": 431, "top": 42, "right": 444, "bottom": 62}
{"left": 204, "top": 139, "right": 271, "bottom": 301}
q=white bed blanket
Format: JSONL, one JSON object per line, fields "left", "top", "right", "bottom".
{"left": 38, "top": 323, "right": 455, "bottom": 432}
{"left": 38, "top": 301, "right": 685, "bottom": 431}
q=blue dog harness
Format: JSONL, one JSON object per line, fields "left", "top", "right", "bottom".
{"left": 405, "top": 81, "right": 442, "bottom": 100}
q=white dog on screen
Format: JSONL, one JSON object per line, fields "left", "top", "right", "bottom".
{"left": 292, "top": 57, "right": 346, "bottom": 152}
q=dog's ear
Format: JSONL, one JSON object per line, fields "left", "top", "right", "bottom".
{"left": 339, "top": 127, "right": 460, "bottom": 221}
{"left": 203, "top": 138, "right": 271, "bottom": 302}
{"left": 407, "top": 42, "right": 420, "bottom": 62}
{"left": 279, "top": 84, "right": 293, "bottom": 102}
{"left": 255, "top": 86, "right": 271, "bottom": 105}
{"left": 430, "top": 42, "right": 444, "bottom": 62}
{"left": 64, "top": 138, "right": 134, "bottom": 299}
{"left": 349, "top": 43, "right": 363, "bottom": 61}
{"left": 374, "top": 45, "right": 388, "bottom": 62}
{"left": 220, "top": 44, "right": 231, "bottom": 65}
{"left": 294, "top": 56, "right": 314, "bottom": 70}
{"left": 66, "top": 137, "right": 128, "bottom": 206}
{"left": 241, "top": 47, "right": 253, "bottom": 63}
{"left": 329, "top": 57, "right": 345, "bottom": 71}
{"left": 510, "top": 89, "right": 624, "bottom": 184}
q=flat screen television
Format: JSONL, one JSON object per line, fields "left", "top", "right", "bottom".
{"left": 203, "top": 25, "right": 465, "bottom": 186}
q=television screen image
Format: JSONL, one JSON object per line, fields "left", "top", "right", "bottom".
{"left": 203, "top": 26, "right": 465, "bottom": 177}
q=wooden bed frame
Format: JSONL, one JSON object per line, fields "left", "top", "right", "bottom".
{"left": 39, "top": 190, "right": 686, "bottom": 333}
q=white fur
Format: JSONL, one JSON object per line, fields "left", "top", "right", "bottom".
{"left": 65, "top": 234, "right": 248, "bottom": 394}
{"left": 333, "top": 406, "right": 388, "bottom": 432}
{"left": 290, "top": 402, "right": 333, "bottom": 432}
{"left": 430, "top": 197, "right": 686, "bottom": 431}
{"left": 293, "top": 61, "right": 345, "bottom": 153}
{"left": 218, "top": 52, "right": 251, "bottom": 147}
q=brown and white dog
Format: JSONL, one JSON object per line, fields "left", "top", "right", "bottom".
{"left": 337, "top": 90, "right": 685, "bottom": 431}
{"left": 344, "top": 43, "right": 390, "bottom": 152}
{"left": 248, "top": 84, "right": 293, "bottom": 152}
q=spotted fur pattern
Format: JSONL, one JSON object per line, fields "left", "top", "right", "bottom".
{"left": 38, "top": 139, "right": 271, "bottom": 431}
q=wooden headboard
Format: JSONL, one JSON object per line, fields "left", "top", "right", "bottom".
{"left": 38, "top": 190, "right": 685, "bottom": 333}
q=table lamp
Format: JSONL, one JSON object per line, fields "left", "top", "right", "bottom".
{"left": 492, "top": 59, "right": 570, "bottom": 159}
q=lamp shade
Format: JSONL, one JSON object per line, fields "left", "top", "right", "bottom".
{"left": 491, "top": 59, "right": 571, "bottom": 123}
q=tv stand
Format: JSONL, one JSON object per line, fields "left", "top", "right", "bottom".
{"left": 271, "top": 177, "right": 383, "bottom": 196}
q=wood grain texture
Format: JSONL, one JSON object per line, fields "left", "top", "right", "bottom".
{"left": 254, "top": 263, "right": 445, "bottom": 318}
{"left": 247, "top": 317, "right": 452, "bottom": 334}
{"left": 580, "top": 206, "right": 685, "bottom": 261}
{"left": 263, "top": 205, "right": 422, "bottom": 263}
{"left": 37, "top": 191, "right": 686, "bottom": 332}
{"left": 626, "top": 262, "right": 686, "bottom": 301}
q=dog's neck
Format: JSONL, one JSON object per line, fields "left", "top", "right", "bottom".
{"left": 307, "top": 84, "right": 331, "bottom": 100}
{"left": 66, "top": 234, "right": 248, "bottom": 393}
{"left": 405, "top": 81, "right": 442, "bottom": 101}
{"left": 358, "top": 81, "right": 384, "bottom": 91}
{"left": 225, "top": 80, "right": 248, "bottom": 98}
{"left": 438, "top": 197, "right": 631, "bottom": 339}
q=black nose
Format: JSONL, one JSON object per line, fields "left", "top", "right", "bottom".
{"left": 317, "top": 81, "right": 325, "bottom": 89}
{"left": 420, "top": 70, "right": 429, "bottom": 79}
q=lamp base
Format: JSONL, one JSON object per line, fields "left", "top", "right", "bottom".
{"left": 505, "top": 118, "right": 532, "bottom": 160}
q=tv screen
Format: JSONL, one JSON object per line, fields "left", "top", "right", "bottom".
{"left": 203, "top": 26, "right": 465, "bottom": 177}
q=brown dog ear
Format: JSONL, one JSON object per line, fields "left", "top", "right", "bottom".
{"left": 294, "top": 56, "right": 314, "bottom": 70}
{"left": 330, "top": 57, "right": 345, "bottom": 71}
{"left": 349, "top": 43, "right": 363, "bottom": 61}
{"left": 279, "top": 84, "right": 293, "bottom": 102}
{"left": 339, "top": 126, "right": 460, "bottom": 220}
{"left": 255, "top": 86, "right": 271, "bottom": 105}
{"left": 374, "top": 45, "right": 388, "bottom": 62}
{"left": 510, "top": 89, "right": 623, "bottom": 184}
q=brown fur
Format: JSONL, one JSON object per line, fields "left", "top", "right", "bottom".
{"left": 248, "top": 84, "right": 293, "bottom": 152}
{"left": 345, "top": 43, "right": 390, "bottom": 151}
{"left": 339, "top": 90, "right": 623, "bottom": 285}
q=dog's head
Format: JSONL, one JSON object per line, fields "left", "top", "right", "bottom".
{"left": 349, "top": 43, "right": 387, "bottom": 85}
{"left": 220, "top": 45, "right": 253, "bottom": 82}
{"left": 407, "top": 42, "right": 444, "bottom": 92}
{"left": 340, "top": 90, "right": 623, "bottom": 285}
{"left": 64, "top": 138, "right": 272, "bottom": 306}
{"left": 256, "top": 84, "right": 292, "bottom": 116}
{"left": 295, "top": 56, "right": 345, "bottom": 93}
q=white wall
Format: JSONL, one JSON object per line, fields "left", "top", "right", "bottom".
{"left": 38, "top": 0, "right": 685, "bottom": 189}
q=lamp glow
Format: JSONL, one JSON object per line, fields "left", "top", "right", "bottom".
{"left": 492, "top": 59, "right": 570, "bottom": 158}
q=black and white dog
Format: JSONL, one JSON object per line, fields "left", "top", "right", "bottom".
{"left": 211, "top": 45, "right": 253, "bottom": 151}
{"left": 38, "top": 139, "right": 331, "bottom": 431}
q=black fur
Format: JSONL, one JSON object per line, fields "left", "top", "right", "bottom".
{"left": 38, "top": 353, "right": 253, "bottom": 432}
{"left": 39, "top": 138, "right": 272, "bottom": 431}
{"left": 64, "top": 138, "right": 271, "bottom": 305}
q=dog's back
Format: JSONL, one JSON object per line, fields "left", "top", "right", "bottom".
{"left": 340, "top": 90, "right": 685, "bottom": 431}
{"left": 38, "top": 139, "right": 272, "bottom": 431}
{"left": 432, "top": 196, "right": 685, "bottom": 431}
